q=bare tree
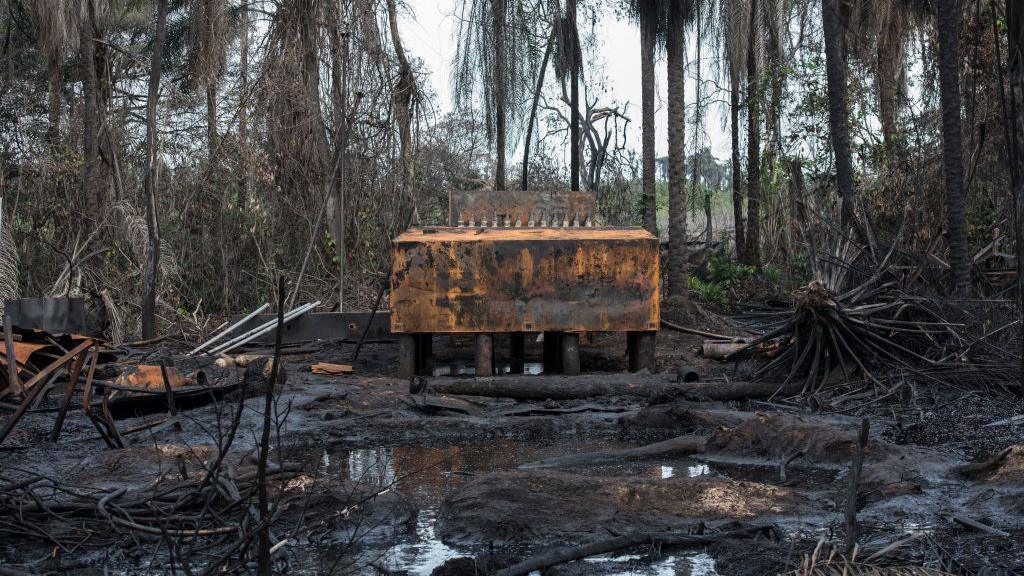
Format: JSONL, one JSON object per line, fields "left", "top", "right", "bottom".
{"left": 822, "top": 0, "right": 857, "bottom": 231}
{"left": 388, "top": 0, "right": 417, "bottom": 209}
{"left": 142, "top": 0, "right": 170, "bottom": 339}
{"left": 937, "top": 0, "right": 969, "bottom": 295}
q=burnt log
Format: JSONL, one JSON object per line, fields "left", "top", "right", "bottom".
{"left": 419, "top": 374, "right": 800, "bottom": 401}
{"left": 518, "top": 434, "right": 706, "bottom": 469}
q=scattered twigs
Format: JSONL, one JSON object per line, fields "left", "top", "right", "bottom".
{"left": 159, "top": 358, "right": 182, "bottom": 433}
{"left": 257, "top": 276, "right": 286, "bottom": 575}
{"left": 950, "top": 515, "right": 1010, "bottom": 537}
{"left": 100, "top": 387, "right": 124, "bottom": 448}
{"left": 0, "top": 339, "right": 94, "bottom": 445}
{"left": 844, "top": 418, "right": 869, "bottom": 555}
{"left": 950, "top": 446, "right": 1013, "bottom": 478}
{"left": 494, "top": 524, "right": 775, "bottom": 576}
{"left": 660, "top": 319, "right": 740, "bottom": 341}
{"left": 49, "top": 344, "right": 91, "bottom": 442}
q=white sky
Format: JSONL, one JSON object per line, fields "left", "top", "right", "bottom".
{"left": 397, "top": 0, "right": 731, "bottom": 164}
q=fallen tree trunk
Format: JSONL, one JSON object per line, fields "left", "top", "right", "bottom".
{"left": 422, "top": 374, "right": 677, "bottom": 399}
{"left": 423, "top": 375, "right": 802, "bottom": 402}
{"left": 519, "top": 434, "right": 706, "bottom": 469}
{"left": 675, "top": 379, "right": 805, "bottom": 401}
{"left": 494, "top": 524, "right": 773, "bottom": 576}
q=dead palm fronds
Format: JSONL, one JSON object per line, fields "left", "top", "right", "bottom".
{"left": 452, "top": 0, "right": 549, "bottom": 171}
{"left": 785, "top": 539, "right": 958, "bottom": 576}
{"left": 727, "top": 211, "right": 1015, "bottom": 394}
{"left": 0, "top": 199, "right": 18, "bottom": 318}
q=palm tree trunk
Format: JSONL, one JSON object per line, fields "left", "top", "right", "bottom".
{"left": 79, "top": 0, "right": 98, "bottom": 217}
{"left": 522, "top": 30, "right": 554, "bottom": 191}
{"left": 667, "top": 1, "right": 688, "bottom": 301}
{"left": 206, "top": 85, "right": 217, "bottom": 154}
{"left": 822, "top": 0, "right": 857, "bottom": 230}
{"left": 1006, "top": 0, "right": 1024, "bottom": 389}
{"left": 693, "top": 1, "right": 711, "bottom": 248}
{"left": 329, "top": 1, "right": 350, "bottom": 310}
{"left": 937, "top": 0, "right": 970, "bottom": 296}
{"left": 641, "top": 10, "right": 657, "bottom": 233}
{"left": 569, "top": 0, "right": 580, "bottom": 192}
{"left": 47, "top": 53, "right": 60, "bottom": 149}
{"left": 238, "top": 0, "right": 249, "bottom": 208}
{"left": 494, "top": 0, "right": 507, "bottom": 191}
{"left": 205, "top": 0, "right": 217, "bottom": 155}
{"left": 388, "top": 0, "right": 415, "bottom": 208}
{"left": 142, "top": 0, "right": 169, "bottom": 339}
{"left": 731, "top": 85, "right": 745, "bottom": 256}
{"left": 744, "top": 0, "right": 761, "bottom": 268}
{"left": 876, "top": 16, "right": 902, "bottom": 156}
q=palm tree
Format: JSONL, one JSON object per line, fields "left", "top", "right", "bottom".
{"left": 454, "top": 0, "right": 546, "bottom": 193}
{"left": 743, "top": 0, "right": 761, "bottom": 266}
{"left": 628, "top": 0, "right": 661, "bottom": 233}
{"left": 822, "top": 0, "right": 857, "bottom": 230}
{"left": 667, "top": 0, "right": 696, "bottom": 300}
{"left": 29, "top": 0, "right": 77, "bottom": 149}
{"left": 188, "top": 0, "right": 227, "bottom": 153}
{"left": 79, "top": 0, "right": 99, "bottom": 216}
{"left": 874, "top": 1, "right": 907, "bottom": 153}
{"left": 718, "top": 0, "right": 750, "bottom": 260}
{"left": 1006, "top": 0, "right": 1024, "bottom": 387}
{"left": 567, "top": 0, "right": 580, "bottom": 192}
{"left": 730, "top": 78, "right": 745, "bottom": 257}
{"left": 142, "top": 0, "right": 170, "bottom": 339}
{"left": 936, "top": 0, "right": 969, "bottom": 295}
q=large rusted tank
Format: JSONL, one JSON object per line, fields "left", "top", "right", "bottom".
{"left": 390, "top": 192, "right": 659, "bottom": 377}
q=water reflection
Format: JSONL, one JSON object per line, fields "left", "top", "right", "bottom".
{"left": 432, "top": 361, "right": 545, "bottom": 377}
{"left": 317, "top": 440, "right": 723, "bottom": 575}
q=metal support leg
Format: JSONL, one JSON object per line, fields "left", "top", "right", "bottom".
{"left": 628, "top": 331, "right": 657, "bottom": 373}
{"left": 543, "top": 331, "right": 563, "bottom": 374}
{"left": 509, "top": 332, "right": 525, "bottom": 374}
{"left": 398, "top": 334, "right": 417, "bottom": 378}
{"left": 475, "top": 334, "right": 494, "bottom": 377}
{"left": 626, "top": 331, "right": 638, "bottom": 372}
{"left": 561, "top": 332, "right": 581, "bottom": 375}
{"left": 415, "top": 333, "right": 432, "bottom": 376}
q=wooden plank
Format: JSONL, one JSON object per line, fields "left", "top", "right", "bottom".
{"left": 310, "top": 362, "right": 354, "bottom": 375}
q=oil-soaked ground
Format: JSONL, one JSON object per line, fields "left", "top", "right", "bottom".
{"left": 1, "top": 329, "right": 1023, "bottom": 575}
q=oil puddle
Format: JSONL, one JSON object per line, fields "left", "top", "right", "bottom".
{"left": 314, "top": 439, "right": 724, "bottom": 575}
{"left": 432, "top": 361, "right": 545, "bottom": 376}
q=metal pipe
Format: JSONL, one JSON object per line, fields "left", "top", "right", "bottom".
{"left": 187, "top": 303, "right": 270, "bottom": 356}
{"left": 208, "top": 302, "right": 318, "bottom": 356}
{"left": 207, "top": 302, "right": 320, "bottom": 356}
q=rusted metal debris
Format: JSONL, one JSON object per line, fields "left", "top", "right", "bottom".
{"left": 4, "top": 297, "right": 106, "bottom": 337}
{"left": 390, "top": 227, "right": 659, "bottom": 333}
{"left": 0, "top": 338, "right": 94, "bottom": 444}
{"left": 0, "top": 321, "right": 272, "bottom": 447}
{"left": 113, "top": 364, "right": 201, "bottom": 390}
{"left": 448, "top": 189, "right": 597, "bottom": 227}
{"left": 390, "top": 226, "right": 660, "bottom": 377}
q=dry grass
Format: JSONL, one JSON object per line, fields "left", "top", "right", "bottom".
{"left": 785, "top": 540, "right": 955, "bottom": 576}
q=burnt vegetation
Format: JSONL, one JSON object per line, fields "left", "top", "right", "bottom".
{"left": 1, "top": 0, "right": 1024, "bottom": 575}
